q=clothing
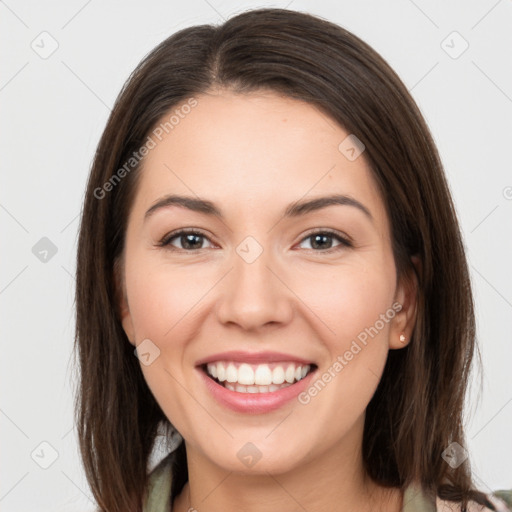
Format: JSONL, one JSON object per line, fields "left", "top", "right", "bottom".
{"left": 143, "top": 452, "right": 512, "bottom": 512}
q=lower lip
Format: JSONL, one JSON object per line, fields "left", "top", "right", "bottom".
{"left": 197, "top": 366, "right": 316, "bottom": 414}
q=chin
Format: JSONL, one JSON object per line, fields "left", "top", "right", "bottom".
{"left": 197, "top": 436, "right": 316, "bottom": 476}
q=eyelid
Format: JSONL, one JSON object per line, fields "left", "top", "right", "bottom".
{"left": 294, "top": 228, "right": 353, "bottom": 252}
{"left": 298, "top": 228, "right": 353, "bottom": 246}
{"left": 158, "top": 228, "right": 216, "bottom": 249}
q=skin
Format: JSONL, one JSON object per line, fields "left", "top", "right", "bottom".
{"left": 117, "top": 89, "right": 418, "bottom": 512}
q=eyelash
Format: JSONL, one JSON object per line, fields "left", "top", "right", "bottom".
{"left": 157, "top": 228, "right": 353, "bottom": 253}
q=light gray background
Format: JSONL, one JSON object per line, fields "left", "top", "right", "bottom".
{"left": 1, "top": 0, "right": 511, "bottom": 510}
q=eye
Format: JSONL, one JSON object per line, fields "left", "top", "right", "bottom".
{"left": 297, "top": 230, "right": 352, "bottom": 252}
{"left": 158, "top": 228, "right": 352, "bottom": 253}
{"left": 159, "top": 229, "right": 215, "bottom": 251}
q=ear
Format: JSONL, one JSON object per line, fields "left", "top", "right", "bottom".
{"left": 113, "top": 257, "right": 136, "bottom": 346}
{"left": 389, "top": 255, "right": 421, "bottom": 349}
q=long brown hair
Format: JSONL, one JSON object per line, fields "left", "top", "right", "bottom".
{"left": 74, "top": 8, "right": 492, "bottom": 511}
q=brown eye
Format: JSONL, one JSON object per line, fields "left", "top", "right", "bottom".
{"left": 298, "top": 230, "right": 352, "bottom": 252}
{"left": 160, "top": 230, "right": 214, "bottom": 251}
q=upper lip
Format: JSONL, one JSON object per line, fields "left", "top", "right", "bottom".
{"left": 195, "top": 351, "right": 315, "bottom": 367}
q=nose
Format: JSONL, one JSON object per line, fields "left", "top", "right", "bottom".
{"left": 215, "top": 245, "right": 294, "bottom": 331}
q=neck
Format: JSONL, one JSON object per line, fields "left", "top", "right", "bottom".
{"left": 172, "top": 418, "right": 402, "bottom": 512}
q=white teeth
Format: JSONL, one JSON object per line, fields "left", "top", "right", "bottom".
{"left": 216, "top": 362, "right": 226, "bottom": 382}
{"left": 272, "top": 366, "right": 285, "bottom": 384}
{"left": 225, "top": 382, "right": 293, "bottom": 393}
{"left": 237, "top": 363, "right": 255, "bottom": 385}
{"left": 285, "top": 365, "right": 295, "bottom": 383}
{"left": 226, "top": 363, "right": 237, "bottom": 383}
{"left": 207, "top": 363, "right": 217, "bottom": 379}
{"left": 254, "top": 364, "right": 272, "bottom": 385}
{"left": 205, "top": 361, "right": 312, "bottom": 390}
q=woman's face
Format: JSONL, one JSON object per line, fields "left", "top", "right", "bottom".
{"left": 118, "top": 90, "right": 416, "bottom": 474}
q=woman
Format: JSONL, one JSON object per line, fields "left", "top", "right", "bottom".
{"left": 74, "top": 8, "right": 511, "bottom": 512}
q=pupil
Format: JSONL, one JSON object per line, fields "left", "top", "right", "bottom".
{"left": 311, "top": 234, "right": 331, "bottom": 250}
{"left": 182, "top": 234, "right": 202, "bottom": 249}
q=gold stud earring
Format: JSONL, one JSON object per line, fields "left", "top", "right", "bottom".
{"left": 399, "top": 333, "right": 406, "bottom": 343}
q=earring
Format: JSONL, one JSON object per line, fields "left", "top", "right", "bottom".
{"left": 399, "top": 333, "right": 406, "bottom": 343}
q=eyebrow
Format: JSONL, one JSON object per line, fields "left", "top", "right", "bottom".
{"left": 144, "top": 194, "right": 373, "bottom": 222}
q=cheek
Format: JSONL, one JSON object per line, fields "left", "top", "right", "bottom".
{"left": 123, "top": 253, "right": 211, "bottom": 429}
{"left": 126, "top": 248, "right": 397, "bottom": 355}
{"left": 125, "top": 256, "right": 208, "bottom": 342}
{"left": 290, "top": 258, "right": 396, "bottom": 351}
{"left": 291, "top": 264, "right": 395, "bottom": 436}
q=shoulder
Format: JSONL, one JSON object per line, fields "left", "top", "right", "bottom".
{"left": 143, "top": 453, "right": 174, "bottom": 512}
{"left": 436, "top": 492, "right": 512, "bottom": 512}
{"left": 403, "top": 484, "right": 511, "bottom": 512}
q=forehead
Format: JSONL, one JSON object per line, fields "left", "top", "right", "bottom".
{"left": 130, "top": 90, "right": 388, "bottom": 230}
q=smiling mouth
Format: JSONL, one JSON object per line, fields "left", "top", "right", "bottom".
{"left": 201, "top": 361, "right": 317, "bottom": 394}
